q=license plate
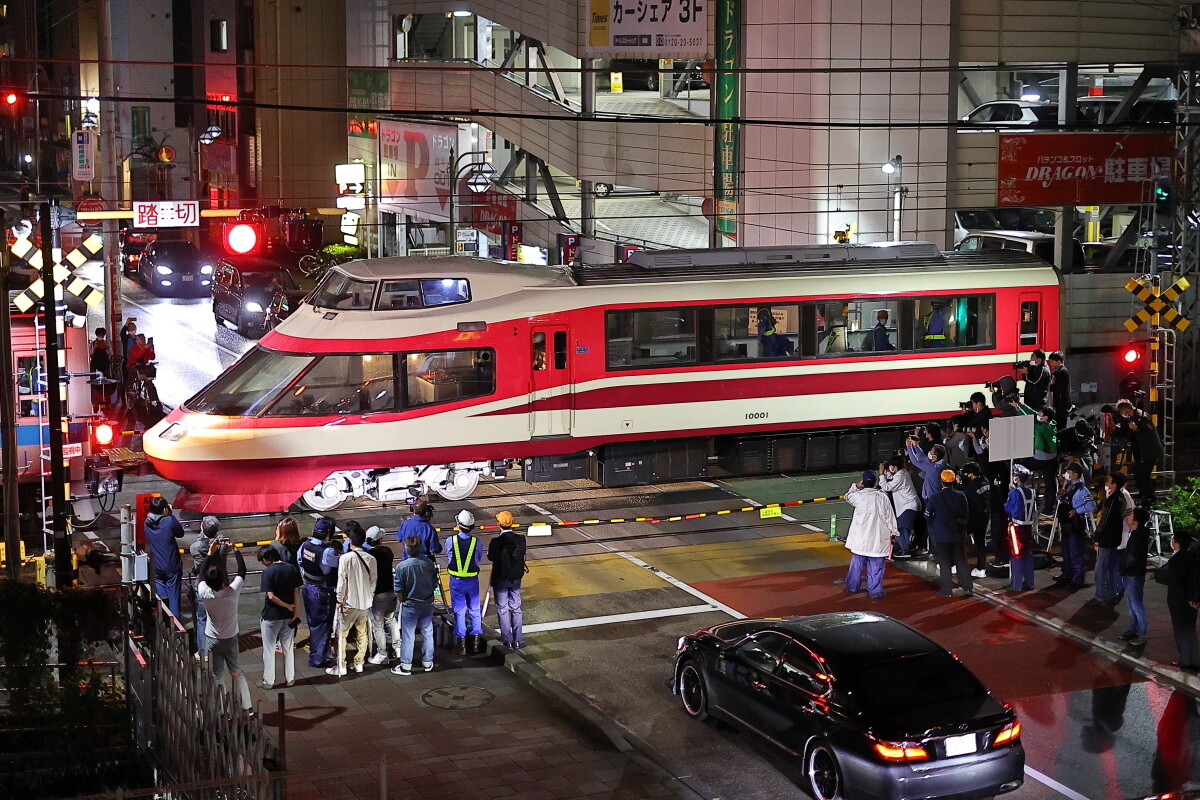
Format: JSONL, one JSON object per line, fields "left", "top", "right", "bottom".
{"left": 182, "top": 275, "right": 194, "bottom": 281}
{"left": 944, "top": 733, "right": 976, "bottom": 757}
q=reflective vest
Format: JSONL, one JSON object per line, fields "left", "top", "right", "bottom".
{"left": 299, "top": 539, "right": 333, "bottom": 587}
{"left": 447, "top": 535, "right": 479, "bottom": 578}
{"left": 1011, "top": 485, "right": 1037, "bottom": 526}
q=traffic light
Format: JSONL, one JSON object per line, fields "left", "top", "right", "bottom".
{"left": 1120, "top": 342, "right": 1144, "bottom": 366}
{"left": 222, "top": 220, "right": 265, "bottom": 255}
{"left": 1154, "top": 175, "right": 1177, "bottom": 223}
{"left": 90, "top": 420, "right": 116, "bottom": 448}
{"left": 3, "top": 91, "right": 18, "bottom": 106}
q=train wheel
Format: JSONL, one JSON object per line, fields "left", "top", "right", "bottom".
{"left": 433, "top": 470, "right": 480, "bottom": 501}
{"left": 302, "top": 476, "right": 349, "bottom": 511}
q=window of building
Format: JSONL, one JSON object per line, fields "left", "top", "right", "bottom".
{"left": 210, "top": 20, "right": 229, "bottom": 53}
{"left": 405, "top": 349, "right": 495, "bottom": 408}
{"left": 606, "top": 308, "right": 697, "bottom": 369}
{"left": 267, "top": 355, "right": 398, "bottom": 416}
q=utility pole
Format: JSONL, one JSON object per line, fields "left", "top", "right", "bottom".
{"left": 38, "top": 201, "right": 72, "bottom": 588}
{"left": 0, "top": 210, "right": 21, "bottom": 580}
{"left": 97, "top": 0, "right": 122, "bottom": 337}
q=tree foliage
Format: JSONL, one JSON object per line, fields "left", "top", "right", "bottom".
{"left": 1161, "top": 476, "right": 1200, "bottom": 534}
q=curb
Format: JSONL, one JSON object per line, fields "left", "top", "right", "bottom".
{"left": 486, "top": 636, "right": 714, "bottom": 800}
{"left": 896, "top": 558, "right": 1200, "bottom": 694}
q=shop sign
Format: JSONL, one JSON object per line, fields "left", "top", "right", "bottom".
{"left": 378, "top": 119, "right": 458, "bottom": 222}
{"left": 997, "top": 132, "right": 1174, "bottom": 206}
{"left": 504, "top": 223, "right": 523, "bottom": 261}
{"left": 458, "top": 182, "right": 517, "bottom": 236}
{"left": 714, "top": 0, "right": 740, "bottom": 237}
{"left": 71, "top": 130, "right": 95, "bottom": 182}
{"left": 348, "top": 69, "right": 388, "bottom": 110}
{"left": 587, "top": 0, "right": 708, "bottom": 58}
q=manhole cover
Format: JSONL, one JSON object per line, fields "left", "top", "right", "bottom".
{"left": 421, "top": 685, "right": 495, "bottom": 710}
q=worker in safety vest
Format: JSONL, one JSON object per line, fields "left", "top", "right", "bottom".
{"left": 923, "top": 299, "right": 954, "bottom": 347}
{"left": 447, "top": 510, "right": 484, "bottom": 656}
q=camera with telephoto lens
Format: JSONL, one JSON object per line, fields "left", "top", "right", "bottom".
{"left": 958, "top": 401, "right": 972, "bottom": 411}
{"left": 1013, "top": 359, "right": 1031, "bottom": 371}
{"left": 984, "top": 375, "right": 1020, "bottom": 404}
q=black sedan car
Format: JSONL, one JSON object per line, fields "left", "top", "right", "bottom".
{"left": 139, "top": 240, "right": 212, "bottom": 296}
{"left": 673, "top": 612, "right": 1024, "bottom": 800}
{"left": 212, "top": 256, "right": 305, "bottom": 338}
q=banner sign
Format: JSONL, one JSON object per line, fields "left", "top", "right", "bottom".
{"left": 378, "top": 120, "right": 457, "bottom": 222}
{"left": 557, "top": 233, "right": 581, "bottom": 265}
{"left": 587, "top": 0, "right": 708, "bottom": 57}
{"left": 504, "top": 223, "right": 523, "bottom": 261}
{"left": 72, "top": 130, "right": 95, "bottom": 182}
{"left": 457, "top": 181, "right": 517, "bottom": 236}
{"left": 997, "top": 132, "right": 1173, "bottom": 206}
{"left": 133, "top": 201, "right": 200, "bottom": 228}
{"left": 714, "top": 0, "right": 740, "bottom": 237}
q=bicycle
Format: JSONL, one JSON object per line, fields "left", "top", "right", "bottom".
{"left": 298, "top": 251, "right": 337, "bottom": 279}
{"left": 121, "top": 362, "right": 167, "bottom": 434}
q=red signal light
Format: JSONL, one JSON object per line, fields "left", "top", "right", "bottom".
{"left": 223, "top": 222, "right": 262, "bottom": 255}
{"left": 92, "top": 421, "right": 116, "bottom": 447}
{"left": 4, "top": 92, "right": 17, "bottom": 106}
{"left": 1121, "top": 345, "right": 1143, "bottom": 365}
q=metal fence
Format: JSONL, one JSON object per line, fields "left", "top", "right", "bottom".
{"left": 124, "top": 585, "right": 277, "bottom": 793}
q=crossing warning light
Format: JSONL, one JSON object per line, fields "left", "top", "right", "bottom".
{"left": 91, "top": 420, "right": 116, "bottom": 447}
{"left": 3, "top": 92, "right": 18, "bottom": 106}
{"left": 223, "top": 221, "right": 264, "bottom": 255}
{"left": 1121, "top": 344, "right": 1143, "bottom": 366}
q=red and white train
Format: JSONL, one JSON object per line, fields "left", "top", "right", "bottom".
{"left": 144, "top": 242, "right": 1059, "bottom": 512}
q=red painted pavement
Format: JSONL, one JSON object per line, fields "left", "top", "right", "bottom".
{"left": 691, "top": 565, "right": 1144, "bottom": 703}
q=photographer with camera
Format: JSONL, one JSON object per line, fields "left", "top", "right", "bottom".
{"left": 1115, "top": 399, "right": 1163, "bottom": 504}
{"left": 880, "top": 456, "right": 920, "bottom": 558}
{"left": 196, "top": 537, "right": 251, "bottom": 714}
{"left": 961, "top": 463, "right": 990, "bottom": 579}
{"left": 1017, "top": 349, "right": 1051, "bottom": 410}
{"left": 943, "top": 415, "right": 970, "bottom": 471}
{"left": 144, "top": 497, "right": 185, "bottom": 620}
{"left": 907, "top": 434, "right": 949, "bottom": 555}
{"left": 1047, "top": 351, "right": 1073, "bottom": 428}
{"left": 1033, "top": 407, "right": 1060, "bottom": 515}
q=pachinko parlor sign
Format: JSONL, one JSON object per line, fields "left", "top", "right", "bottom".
{"left": 997, "top": 132, "right": 1173, "bottom": 206}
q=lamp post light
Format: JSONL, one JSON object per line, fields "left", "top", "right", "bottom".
{"left": 881, "top": 155, "right": 908, "bottom": 241}
{"left": 446, "top": 148, "right": 491, "bottom": 254}
{"left": 196, "top": 125, "right": 222, "bottom": 206}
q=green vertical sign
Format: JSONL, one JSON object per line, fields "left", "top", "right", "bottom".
{"left": 715, "top": 0, "right": 740, "bottom": 237}
{"left": 131, "top": 106, "right": 151, "bottom": 162}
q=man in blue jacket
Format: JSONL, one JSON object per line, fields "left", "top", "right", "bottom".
{"left": 925, "top": 469, "right": 973, "bottom": 598}
{"left": 1003, "top": 465, "right": 1038, "bottom": 592}
{"left": 906, "top": 438, "right": 948, "bottom": 556}
{"left": 144, "top": 497, "right": 185, "bottom": 619}
{"left": 398, "top": 498, "right": 442, "bottom": 559}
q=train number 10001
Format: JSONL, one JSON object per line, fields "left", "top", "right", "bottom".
{"left": 745, "top": 412, "right": 768, "bottom": 420}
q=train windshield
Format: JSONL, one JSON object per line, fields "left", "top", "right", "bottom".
{"left": 376, "top": 279, "right": 471, "bottom": 310}
{"left": 309, "top": 271, "right": 377, "bottom": 310}
{"left": 185, "top": 348, "right": 312, "bottom": 416}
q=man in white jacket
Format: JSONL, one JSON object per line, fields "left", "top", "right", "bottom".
{"left": 845, "top": 470, "right": 898, "bottom": 599}
{"left": 328, "top": 526, "right": 378, "bottom": 677}
{"left": 879, "top": 456, "right": 920, "bottom": 557}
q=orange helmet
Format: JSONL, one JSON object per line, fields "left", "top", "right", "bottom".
{"left": 495, "top": 511, "right": 514, "bottom": 528}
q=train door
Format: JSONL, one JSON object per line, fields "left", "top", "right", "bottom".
{"left": 529, "top": 327, "right": 572, "bottom": 438}
{"left": 1018, "top": 293, "right": 1041, "bottom": 353}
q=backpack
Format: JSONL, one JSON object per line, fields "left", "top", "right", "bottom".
{"left": 498, "top": 537, "right": 528, "bottom": 581}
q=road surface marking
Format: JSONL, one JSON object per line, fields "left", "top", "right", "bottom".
{"left": 802, "top": 523, "right": 823, "bottom": 531}
{"left": 1023, "top": 766, "right": 1091, "bottom": 800}
{"left": 122, "top": 296, "right": 243, "bottom": 358}
{"left": 523, "top": 605, "right": 719, "bottom": 633}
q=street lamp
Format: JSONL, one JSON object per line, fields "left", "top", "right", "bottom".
{"left": 447, "top": 148, "right": 491, "bottom": 255}
{"left": 196, "top": 125, "right": 222, "bottom": 205}
{"left": 881, "top": 155, "right": 908, "bottom": 241}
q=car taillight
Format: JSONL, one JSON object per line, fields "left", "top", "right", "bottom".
{"left": 873, "top": 741, "right": 929, "bottom": 762}
{"left": 994, "top": 720, "right": 1021, "bottom": 746}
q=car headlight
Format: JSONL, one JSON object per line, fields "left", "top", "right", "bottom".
{"left": 200, "top": 264, "right": 213, "bottom": 275}
{"left": 159, "top": 423, "right": 189, "bottom": 442}
{"left": 156, "top": 265, "right": 173, "bottom": 275}
{"left": 244, "top": 301, "right": 265, "bottom": 313}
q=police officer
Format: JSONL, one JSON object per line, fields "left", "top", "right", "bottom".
{"left": 446, "top": 510, "right": 483, "bottom": 655}
{"left": 1002, "top": 465, "right": 1038, "bottom": 592}
{"left": 1054, "top": 462, "right": 1097, "bottom": 590}
{"left": 298, "top": 517, "right": 340, "bottom": 668}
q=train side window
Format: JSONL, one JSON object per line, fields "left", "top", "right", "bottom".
{"left": 916, "top": 294, "right": 996, "bottom": 350}
{"left": 605, "top": 308, "right": 697, "bottom": 369}
{"left": 419, "top": 278, "right": 470, "bottom": 307}
{"left": 378, "top": 280, "right": 422, "bottom": 309}
{"left": 552, "top": 331, "right": 568, "bottom": 370}
{"left": 404, "top": 348, "right": 495, "bottom": 408}
{"left": 1020, "top": 301, "right": 1039, "bottom": 346}
{"left": 532, "top": 333, "right": 547, "bottom": 371}
{"left": 712, "top": 307, "right": 751, "bottom": 361}
{"left": 840, "top": 300, "right": 897, "bottom": 354}
{"left": 267, "top": 354, "right": 398, "bottom": 416}
{"left": 750, "top": 305, "right": 797, "bottom": 359}
{"left": 310, "top": 272, "right": 378, "bottom": 310}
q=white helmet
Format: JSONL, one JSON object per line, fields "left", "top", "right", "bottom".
{"left": 456, "top": 510, "right": 475, "bottom": 529}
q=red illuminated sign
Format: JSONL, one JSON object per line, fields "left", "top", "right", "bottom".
{"left": 997, "top": 132, "right": 1174, "bottom": 206}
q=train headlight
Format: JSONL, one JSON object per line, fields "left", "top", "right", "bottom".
{"left": 200, "top": 264, "right": 214, "bottom": 275}
{"left": 156, "top": 265, "right": 173, "bottom": 275}
{"left": 244, "top": 301, "right": 265, "bottom": 314}
{"left": 159, "top": 423, "right": 189, "bottom": 442}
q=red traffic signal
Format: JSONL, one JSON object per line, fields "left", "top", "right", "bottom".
{"left": 223, "top": 221, "right": 264, "bottom": 255}
{"left": 3, "top": 92, "right": 17, "bottom": 106}
{"left": 91, "top": 420, "right": 116, "bottom": 447}
{"left": 1120, "top": 341, "right": 1148, "bottom": 366}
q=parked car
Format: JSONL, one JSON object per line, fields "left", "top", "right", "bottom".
{"left": 960, "top": 100, "right": 1061, "bottom": 126}
{"left": 952, "top": 209, "right": 1002, "bottom": 245}
{"left": 212, "top": 255, "right": 305, "bottom": 338}
{"left": 673, "top": 612, "right": 1025, "bottom": 800}
{"left": 956, "top": 229, "right": 1086, "bottom": 270}
{"left": 1082, "top": 241, "right": 1157, "bottom": 271}
{"left": 139, "top": 240, "right": 211, "bottom": 296}
{"left": 1077, "top": 96, "right": 1175, "bottom": 127}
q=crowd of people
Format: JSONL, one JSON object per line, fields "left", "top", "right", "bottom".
{"left": 139, "top": 498, "right": 530, "bottom": 713}
{"left": 842, "top": 349, "right": 1200, "bottom": 671}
